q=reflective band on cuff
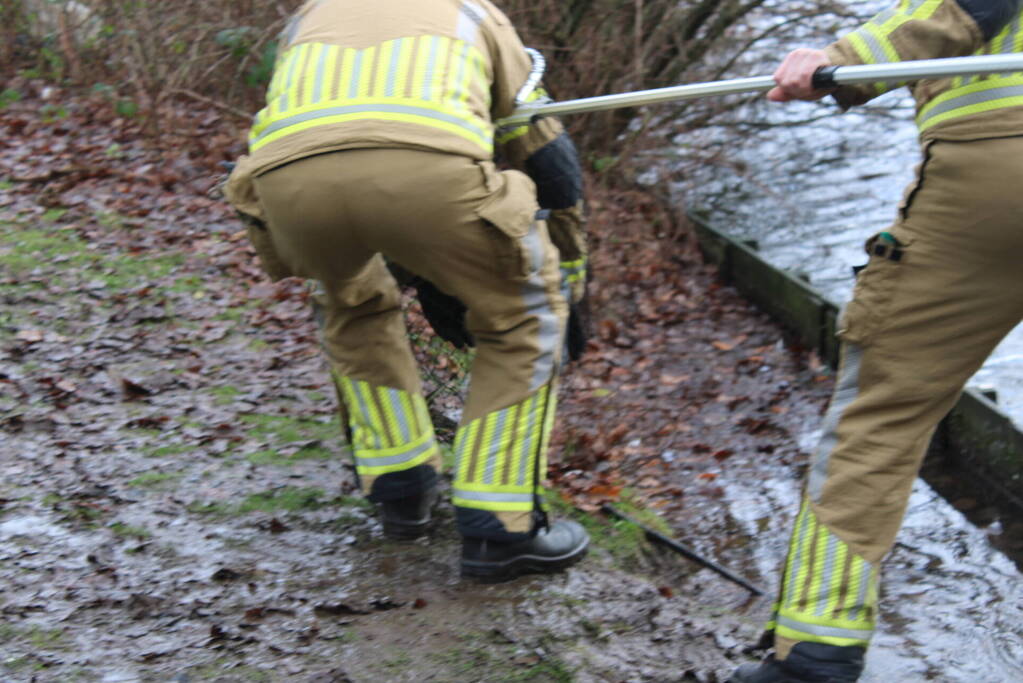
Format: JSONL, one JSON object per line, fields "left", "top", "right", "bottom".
{"left": 453, "top": 384, "right": 555, "bottom": 514}
{"left": 355, "top": 432, "right": 437, "bottom": 469}
{"left": 335, "top": 375, "right": 438, "bottom": 476}
{"left": 453, "top": 489, "right": 534, "bottom": 504}
{"left": 775, "top": 614, "right": 873, "bottom": 645}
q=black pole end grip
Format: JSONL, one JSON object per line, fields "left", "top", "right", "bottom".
{"left": 812, "top": 66, "right": 839, "bottom": 90}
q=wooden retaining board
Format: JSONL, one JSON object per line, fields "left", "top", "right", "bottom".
{"left": 689, "top": 212, "right": 1023, "bottom": 507}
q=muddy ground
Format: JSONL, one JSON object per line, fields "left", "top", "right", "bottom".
{"left": 2, "top": 81, "right": 1021, "bottom": 683}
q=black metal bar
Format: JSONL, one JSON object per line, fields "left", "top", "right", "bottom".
{"left": 601, "top": 503, "right": 764, "bottom": 596}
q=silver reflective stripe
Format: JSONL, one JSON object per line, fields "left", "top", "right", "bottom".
{"left": 873, "top": 8, "right": 896, "bottom": 26}
{"left": 522, "top": 224, "right": 562, "bottom": 390}
{"left": 348, "top": 50, "right": 364, "bottom": 98}
{"left": 453, "top": 489, "right": 533, "bottom": 504}
{"left": 457, "top": 1, "right": 485, "bottom": 44}
{"left": 815, "top": 533, "right": 841, "bottom": 617}
{"left": 907, "top": 0, "right": 930, "bottom": 14}
{"left": 854, "top": 25, "right": 894, "bottom": 64}
{"left": 483, "top": 409, "right": 509, "bottom": 485}
{"left": 1003, "top": 15, "right": 1022, "bottom": 54}
{"left": 776, "top": 615, "right": 873, "bottom": 642}
{"left": 784, "top": 503, "right": 814, "bottom": 609}
{"left": 385, "top": 388, "right": 411, "bottom": 442}
{"left": 254, "top": 102, "right": 490, "bottom": 144}
{"left": 356, "top": 437, "right": 436, "bottom": 468}
{"left": 848, "top": 560, "right": 875, "bottom": 621}
{"left": 517, "top": 392, "right": 538, "bottom": 486}
{"left": 809, "top": 342, "right": 863, "bottom": 501}
{"left": 280, "top": 46, "right": 303, "bottom": 111}
{"left": 312, "top": 44, "right": 329, "bottom": 104}
{"left": 918, "top": 83, "right": 1023, "bottom": 127}
{"left": 453, "top": 41, "right": 471, "bottom": 102}
{"left": 385, "top": 38, "right": 404, "bottom": 97}
{"left": 423, "top": 36, "right": 440, "bottom": 101}
{"left": 354, "top": 382, "right": 384, "bottom": 449}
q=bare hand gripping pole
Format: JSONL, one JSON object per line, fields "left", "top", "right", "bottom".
{"left": 498, "top": 53, "right": 1023, "bottom": 127}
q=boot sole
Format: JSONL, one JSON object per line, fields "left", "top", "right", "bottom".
{"left": 461, "top": 537, "right": 589, "bottom": 583}
{"left": 381, "top": 516, "right": 431, "bottom": 541}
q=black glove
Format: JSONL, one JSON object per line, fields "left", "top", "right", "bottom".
{"left": 412, "top": 277, "right": 475, "bottom": 350}
{"left": 388, "top": 261, "right": 474, "bottom": 349}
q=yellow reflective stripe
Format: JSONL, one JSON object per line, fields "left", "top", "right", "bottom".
{"left": 324, "top": 44, "right": 341, "bottom": 102}
{"left": 917, "top": 77, "right": 1023, "bottom": 131}
{"left": 250, "top": 102, "right": 493, "bottom": 153}
{"left": 355, "top": 379, "right": 388, "bottom": 447}
{"left": 428, "top": 36, "right": 453, "bottom": 102}
{"left": 455, "top": 418, "right": 480, "bottom": 482}
{"left": 356, "top": 441, "right": 440, "bottom": 476}
{"left": 451, "top": 496, "right": 533, "bottom": 512}
{"left": 412, "top": 35, "right": 432, "bottom": 99}
{"left": 496, "top": 125, "right": 528, "bottom": 144}
{"left": 775, "top": 611, "right": 873, "bottom": 648}
{"left": 475, "top": 410, "right": 500, "bottom": 482}
{"left": 296, "top": 42, "right": 317, "bottom": 108}
{"left": 375, "top": 40, "right": 396, "bottom": 97}
{"left": 357, "top": 45, "right": 377, "bottom": 98}
{"left": 825, "top": 540, "right": 851, "bottom": 617}
{"left": 394, "top": 38, "right": 414, "bottom": 98}
{"left": 343, "top": 46, "right": 361, "bottom": 98}
{"left": 353, "top": 428, "right": 433, "bottom": 461}
{"left": 455, "top": 482, "right": 534, "bottom": 494}
{"left": 374, "top": 385, "right": 402, "bottom": 445}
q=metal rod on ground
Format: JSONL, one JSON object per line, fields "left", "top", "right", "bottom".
{"left": 498, "top": 53, "right": 1023, "bottom": 127}
{"left": 601, "top": 503, "right": 764, "bottom": 596}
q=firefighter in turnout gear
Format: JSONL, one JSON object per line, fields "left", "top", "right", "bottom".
{"left": 731, "top": 1, "right": 1023, "bottom": 681}
{"left": 225, "top": 0, "right": 590, "bottom": 581}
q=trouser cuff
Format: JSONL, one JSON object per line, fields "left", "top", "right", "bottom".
{"left": 367, "top": 464, "right": 438, "bottom": 503}
{"left": 457, "top": 507, "right": 549, "bottom": 542}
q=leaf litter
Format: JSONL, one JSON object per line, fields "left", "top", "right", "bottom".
{"left": 0, "top": 79, "right": 837, "bottom": 682}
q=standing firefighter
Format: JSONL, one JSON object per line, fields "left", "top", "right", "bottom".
{"left": 225, "top": 0, "right": 590, "bottom": 582}
{"left": 732, "top": 1, "right": 1023, "bottom": 681}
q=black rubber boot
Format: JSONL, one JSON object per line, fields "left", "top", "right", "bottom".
{"left": 378, "top": 486, "right": 437, "bottom": 540}
{"left": 461, "top": 519, "right": 589, "bottom": 582}
{"left": 729, "top": 642, "right": 865, "bottom": 683}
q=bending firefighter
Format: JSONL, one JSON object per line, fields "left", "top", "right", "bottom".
{"left": 731, "top": 1, "right": 1023, "bottom": 681}
{"left": 224, "top": 0, "right": 590, "bottom": 581}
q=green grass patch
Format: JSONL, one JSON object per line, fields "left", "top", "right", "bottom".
{"left": 0, "top": 624, "right": 66, "bottom": 651}
{"left": 238, "top": 487, "right": 326, "bottom": 513}
{"left": 109, "top": 522, "right": 151, "bottom": 539}
{"left": 144, "top": 444, "right": 191, "bottom": 458}
{"left": 430, "top": 633, "right": 574, "bottom": 682}
{"left": 0, "top": 222, "right": 186, "bottom": 295}
{"left": 547, "top": 491, "right": 671, "bottom": 568}
{"left": 239, "top": 413, "right": 340, "bottom": 464}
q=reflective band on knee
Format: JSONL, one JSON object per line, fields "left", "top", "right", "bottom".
{"left": 775, "top": 499, "right": 878, "bottom": 649}
{"left": 452, "top": 382, "right": 556, "bottom": 513}
{"left": 334, "top": 374, "right": 440, "bottom": 476}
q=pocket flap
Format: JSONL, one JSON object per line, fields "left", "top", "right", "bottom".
{"left": 475, "top": 170, "right": 537, "bottom": 239}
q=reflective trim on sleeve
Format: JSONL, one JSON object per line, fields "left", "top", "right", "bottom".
{"left": 917, "top": 78, "right": 1023, "bottom": 131}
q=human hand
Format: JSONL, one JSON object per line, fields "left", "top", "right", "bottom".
{"left": 767, "top": 48, "right": 833, "bottom": 102}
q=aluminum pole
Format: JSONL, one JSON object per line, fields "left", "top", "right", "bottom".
{"left": 498, "top": 53, "right": 1023, "bottom": 127}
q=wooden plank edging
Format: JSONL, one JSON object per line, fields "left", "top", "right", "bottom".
{"left": 687, "top": 212, "right": 1023, "bottom": 506}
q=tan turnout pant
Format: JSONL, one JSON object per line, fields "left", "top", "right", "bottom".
{"left": 253, "top": 149, "right": 567, "bottom": 539}
{"left": 770, "top": 135, "right": 1023, "bottom": 658}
